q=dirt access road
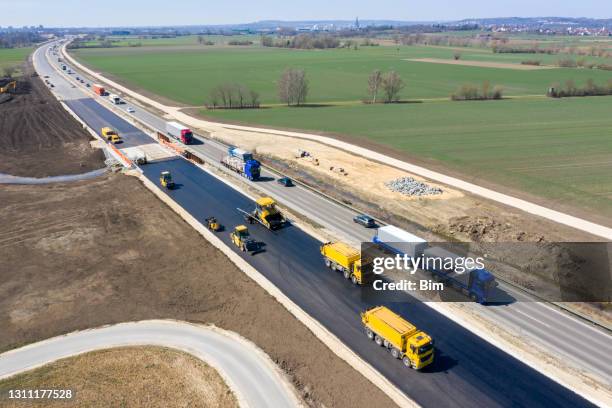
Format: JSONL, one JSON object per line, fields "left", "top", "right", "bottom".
{"left": 0, "top": 346, "right": 238, "bottom": 408}
{"left": 0, "top": 174, "right": 396, "bottom": 408}
{"left": 0, "top": 60, "right": 104, "bottom": 177}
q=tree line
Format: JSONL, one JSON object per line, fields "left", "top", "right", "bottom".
{"left": 0, "top": 32, "right": 44, "bottom": 48}
{"left": 451, "top": 81, "right": 504, "bottom": 101}
{"left": 261, "top": 34, "right": 340, "bottom": 49}
{"left": 548, "top": 79, "right": 612, "bottom": 98}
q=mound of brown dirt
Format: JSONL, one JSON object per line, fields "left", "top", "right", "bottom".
{"left": 0, "top": 59, "right": 104, "bottom": 177}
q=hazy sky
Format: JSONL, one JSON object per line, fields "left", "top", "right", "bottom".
{"left": 2, "top": 0, "right": 610, "bottom": 27}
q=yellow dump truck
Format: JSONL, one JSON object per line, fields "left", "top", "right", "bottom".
{"left": 101, "top": 127, "right": 121, "bottom": 144}
{"left": 320, "top": 242, "right": 371, "bottom": 285}
{"left": 361, "top": 306, "right": 434, "bottom": 370}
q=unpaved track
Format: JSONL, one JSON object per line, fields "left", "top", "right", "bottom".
{"left": 405, "top": 58, "right": 557, "bottom": 70}
{"left": 0, "top": 321, "right": 299, "bottom": 408}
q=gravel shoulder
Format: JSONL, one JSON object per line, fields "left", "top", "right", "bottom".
{"left": 0, "top": 346, "right": 238, "bottom": 408}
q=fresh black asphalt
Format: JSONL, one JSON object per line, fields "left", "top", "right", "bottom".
{"left": 67, "top": 97, "right": 593, "bottom": 408}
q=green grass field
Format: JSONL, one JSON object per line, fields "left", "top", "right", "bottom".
{"left": 71, "top": 38, "right": 612, "bottom": 219}
{"left": 0, "top": 47, "right": 32, "bottom": 73}
{"left": 203, "top": 97, "right": 612, "bottom": 219}
{"left": 80, "top": 34, "right": 257, "bottom": 48}
{"left": 72, "top": 44, "right": 612, "bottom": 105}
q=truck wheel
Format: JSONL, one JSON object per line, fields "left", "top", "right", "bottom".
{"left": 391, "top": 348, "right": 400, "bottom": 359}
{"left": 374, "top": 335, "right": 383, "bottom": 346}
{"left": 365, "top": 329, "right": 374, "bottom": 340}
{"left": 343, "top": 269, "right": 350, "bottom": 279}
{"left": 351, "top": 275, "right": 358, "bottom": 285}
{"left": 402, "top": 357, "right": 413, "bottom": 368}
{"left": 325, "top": 259, "right": 331, "bottom": 268}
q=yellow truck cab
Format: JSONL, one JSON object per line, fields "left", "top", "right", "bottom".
{"left": 101, "top": 127, "right": 121, "bottom": 144}
{"left": 361, "top": 306, "right": 434, "bottom": 370}
{"left": 320, "top": 242, "right": 371, "bottom": 285}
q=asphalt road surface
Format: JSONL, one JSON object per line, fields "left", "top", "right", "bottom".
{"left": 31, "top": 41, "right": 607, "bottom": 407}
{"left": 0, "top": 321, "right": 299, "bottom": 408}
{"left": 41, "top": 42, "right": 612, "bottom": 384}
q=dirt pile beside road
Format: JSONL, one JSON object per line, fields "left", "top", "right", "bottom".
{"left": 0, "top": 60, "right": 104, "bottom": 177}
{"left": 0, "top": 174, "right": 396, "bottom": 408}
{"left": 0, "top": 346, "right": 238, "bottom": 408}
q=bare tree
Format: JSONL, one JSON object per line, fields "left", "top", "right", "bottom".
{"left": 197, "top": 35, "right": 204, "bottom": 45}
{"left": 381, "top": 71, "right": 404, "bottom": 103}
{"left": 2, "top": 65, "right": 18, "bottom": 78}
{"left": 367, "top": 69, "right": 383, "bottom": 103}
{"left": 248, "top": 89, "right": 260, "bottom": 108}
{"left": 208, "top": 83, "right": 260, "bottom": 109}
{"left": 278, "top": 68, "right": 308, "bottom": 106}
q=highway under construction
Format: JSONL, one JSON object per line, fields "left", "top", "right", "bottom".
{"left": 22, "top": 39, "right": 609, "bottom": 408}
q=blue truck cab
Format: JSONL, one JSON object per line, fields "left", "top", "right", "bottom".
{"left": 465, "top": 268, "right": 497, "bottom": 303}
{"left": 243, "top": 159, "right": 261, "bottom": 180}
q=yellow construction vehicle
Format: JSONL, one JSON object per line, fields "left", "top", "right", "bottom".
{"left": 230, "top": 225, "right": 260, "bottom": 253}
{"left": 320, "top": 242, "right": 372, "bottom": 285}
{"left": 159, "top": 171, "right": 175, "bottom": 189}
{"left": 362, "top": 306, "right": 434, "bottom": 370}
{"left": 100, "top": 127, "right": 122, "bottom": 144}
{"left": 205, "top": 217, "right": 222, "bottom": 232}
{"left": 238, "top": 197, "right": 285, "bottom": 230}
{"left": 0, "top": 80, "right": 16, "bottom": 94}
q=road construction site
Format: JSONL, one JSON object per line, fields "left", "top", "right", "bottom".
{"left": 0, "top": 59, "right": 104, "bottom": 178}
{"left": 24, "top": 39, "right": 612, "bottom": 407}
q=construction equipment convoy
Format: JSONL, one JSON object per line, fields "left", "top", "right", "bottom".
{"left": 239, "top": 197, "right": 285, "bottom": 230}
{"left": 362, "top": 306, "right": 434, "bottom": 370}
{"left": 165, "top": 121, "right": 193, "bottom": 145}
{"left": 372, "top": 225, "right": 497, "bottom": 303}
{"left": 320, "top": 242, "right": 372, "bottom": 285}
{"left": 159, "top": 171, "right": 174, "bottom": 189}
{"left": 93, "top": 84, "right": 105, "bottom": 96}
{"left": 100, "top": 127, "right": 121, "bottom": 144}
{"left": 221, "top": 147, "right": 261, "bottom": 181}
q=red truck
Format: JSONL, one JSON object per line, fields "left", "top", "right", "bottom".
{"left": 92, "top": 84, "right": 105, "bottom": 96}
{"left": 165, "top": 121, "right": 193, "bottom": 144}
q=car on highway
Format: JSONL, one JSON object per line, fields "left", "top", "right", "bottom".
{"left": 353, "top": 214, "right": 376, "bottom": 228}
{"left": 76, "top": 76, "right": 80, "bottom": 80}
{"left": 86, "top": 83, "right": 90, "bottom": 87}
{"left": 43, "top": 75, "right": 49, "bottom": 78}
{"left": 127, "top": 107, "right": 136, "bottom": 113}
{"left": 276, "top": 177, "right": 293, "bottom": 187}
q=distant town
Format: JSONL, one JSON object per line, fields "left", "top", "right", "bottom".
{"left": 1, "top": 16, "right": 611, "bottom": 40}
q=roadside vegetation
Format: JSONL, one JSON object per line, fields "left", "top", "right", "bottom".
{"left": 0, "top": 48, "right": 32, "bottom": 76}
